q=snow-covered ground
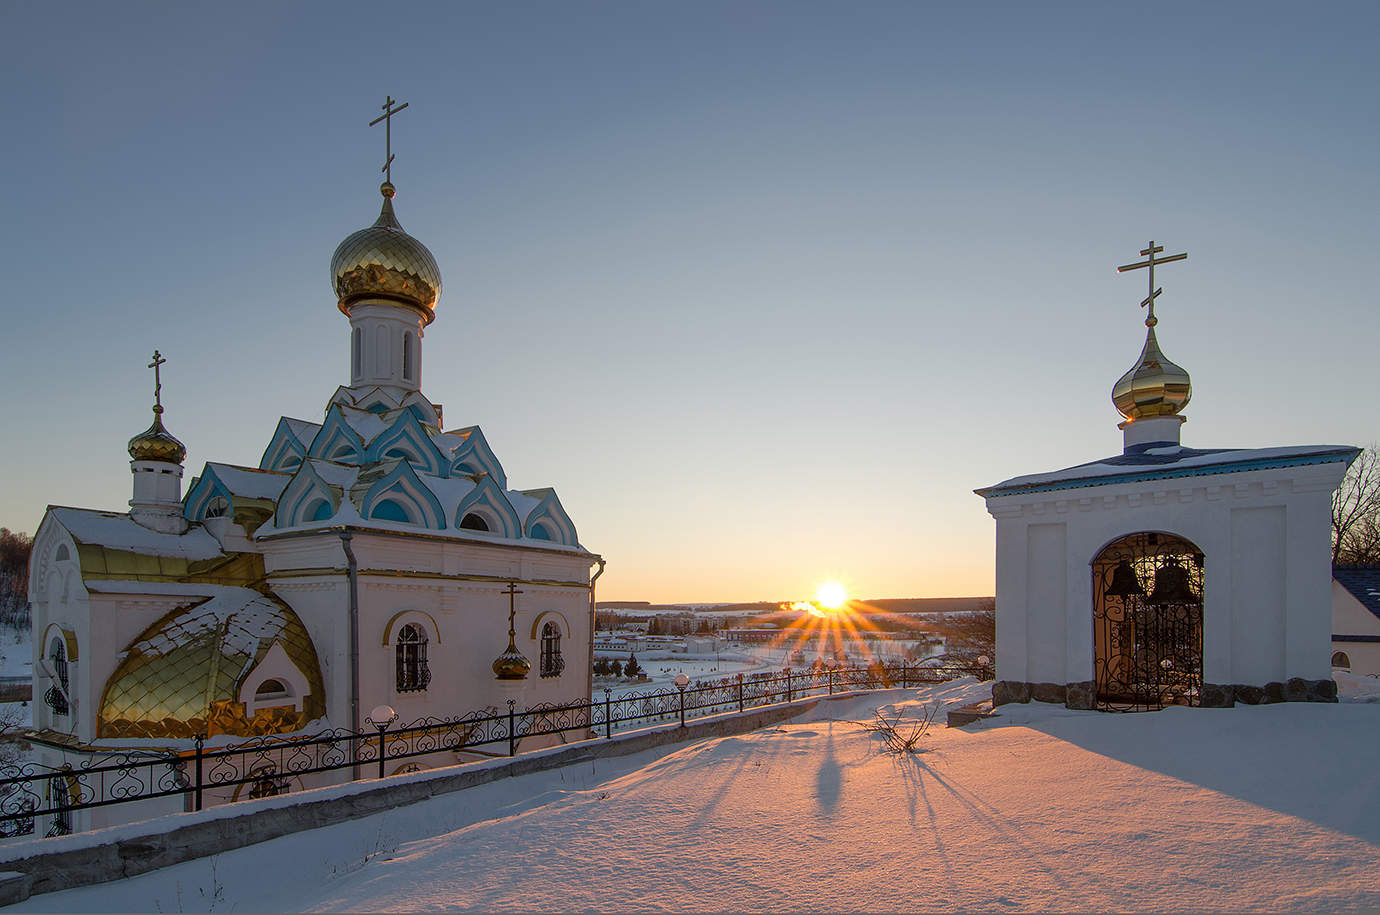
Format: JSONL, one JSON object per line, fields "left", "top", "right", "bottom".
{"left": 10, "top": 677, "right": 1380, "bottom": 913}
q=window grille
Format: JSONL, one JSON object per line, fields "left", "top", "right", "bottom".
{"left": 43, "top": 638, "right": 69, "bottom": 716}
{"left": 396, "top": 624, "right": 431, "bottom": 692}
{"left": 540, "top": 622, "right": 564, "bottom": 678}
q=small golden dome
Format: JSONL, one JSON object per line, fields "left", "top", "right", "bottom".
{"left": 492, "top": 633, "right": 531, "bottom": 681}
{"left": 1112, "top": 317, "right": 1192, "bottom": 422}
{"left": 331, "top": 184, "right": 442, "bottom": 323}
{"left": 128, "top": 408, "right": 187, "bottom": 464}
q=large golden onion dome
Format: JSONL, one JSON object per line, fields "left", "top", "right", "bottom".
{"left": 128, "top": 407, "right": 187, "bottom": 464}
{"left": 1112, "top": 315, "right": 1192, "bottom": 422}
{"left": 331, "top": 183, "right": 442, "bottom": 323}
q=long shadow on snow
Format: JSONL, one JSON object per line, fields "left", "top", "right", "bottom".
{"left": 995, "top": 701, "right": 1380, "bottom": 846}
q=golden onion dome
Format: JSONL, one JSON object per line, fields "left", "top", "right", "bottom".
{"left": 128, "top": 407, "right": 187, "bottom": 464}
{"left": 1112, "top": 316, "right": 1192, "bottom": 422}
{"left": 98, "top": 590, "right": 326, "bottom": 739}
{"left": 492, "top": 628, "right": 531, "bottom": 681}
{"left": 331, "top": 183, "right": 442, "bottom": 324}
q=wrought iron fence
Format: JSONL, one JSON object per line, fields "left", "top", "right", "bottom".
{"left": 0, "top": 661, "right": 985, "bottom": 840}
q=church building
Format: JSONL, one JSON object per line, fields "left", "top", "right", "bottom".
{"left": 26, "top": 103, "right": 603, "bottom": 833}
{"left": 976, "top": 243, "right": 1357, "bottom": 711}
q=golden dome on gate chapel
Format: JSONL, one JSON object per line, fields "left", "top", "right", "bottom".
{"left": 331, "top": 183, "right": 442, "bottom": 324}
{"left": 1112, "top": 315, "right": 1193, "bottom": 423}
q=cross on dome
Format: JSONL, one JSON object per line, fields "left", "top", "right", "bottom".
{"left": 1117, "top": 240, "right": 1188, "bottom": 326}
{"left": 369, "top": 95, "right": 409, "bottom": 194}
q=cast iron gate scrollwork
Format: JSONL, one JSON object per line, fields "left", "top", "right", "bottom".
{"left": 1093, "top": 532, "right": 1204, "bottom": 712}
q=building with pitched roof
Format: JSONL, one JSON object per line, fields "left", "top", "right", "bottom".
{"left": 1332, "top": 566, "right": 1380, "bottom": 676}
{"left": 976, "top": 243, "right": 1358, "bottom": 711}
{"left": 26, "top": 141, "right": 603, "bottom": 834}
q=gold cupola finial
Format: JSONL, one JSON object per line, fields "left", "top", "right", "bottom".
{"left": 1111, "top": 241, "right": 1192, "bottom": 424}
{"left": 330, "top": 96, "right": 442, "bottom": 323}
{"left": 492, "top": 582, "right": 532, "bottom": 681}
{"left": 127, "top": 350, "right": 187, "bottom": 464}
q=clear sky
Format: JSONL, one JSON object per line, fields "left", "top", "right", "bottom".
{"left": 2, "top": 2, "right": 1376, "bottom": 603}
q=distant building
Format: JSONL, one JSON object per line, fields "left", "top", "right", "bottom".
{"left": 1332, "top": 567, "right": 1380, "bottom": 676}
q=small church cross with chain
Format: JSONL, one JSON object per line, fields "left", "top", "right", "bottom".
{"left": 1117, "top": 240, "right": 1187, "bottom": 325}
{"left": 369, "top": 95, "right": 409, "bottom": 185}
{"left": 148, "top": 350, "right": 167, "bottom": 413}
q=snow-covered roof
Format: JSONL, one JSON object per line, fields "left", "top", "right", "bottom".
{"left": 203, "top": 463, "right": 290, "bottom": 501}
{"left": 282, "top": 417, "right": 321, "bottom": 444}
{"left": 976, "top": 444, "right": 1359, "bottom": 498}
{"left": 1334, "top": 567, "right": 1380, "bottom": 623}
{"left": 48, "top": 507, "right": 223, "bottom": 560}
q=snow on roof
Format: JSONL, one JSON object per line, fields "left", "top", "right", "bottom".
{"left": 48, "top": 507, "right": 223, "bottom": 560}
{"left": 85, "top": 580, "right": 246, "bottom": 597}
{"left": 1334, "top": 566, "right": 1380, "bottom": 623}
{"left": 977, "top": 444, "right": 1358, "bottom": 498}
{"left": 337, "top": 405, "right": 393, "bottom": 445}
{"left": 418, "top": 473, "right": 478, "bottom": 509}
{"left": 205, "top": 463, "right": 290, "bottom": 501}
{"left": 506, "top": 489, "right": 541, "bottom": 523}
{"left": 282, "top": 417, "right": 321, "bottom": 444}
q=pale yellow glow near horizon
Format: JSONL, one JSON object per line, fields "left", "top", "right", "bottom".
{"left": 815, "top": 581, "right": 847, "bottom": 610}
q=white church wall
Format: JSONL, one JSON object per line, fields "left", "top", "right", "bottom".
{"left": 987, "top": 457, "right": 1346, "bottom": 701}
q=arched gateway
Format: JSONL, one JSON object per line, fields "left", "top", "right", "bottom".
{"left": 1092, "top": 532, "right": 1203, "bottom": 711}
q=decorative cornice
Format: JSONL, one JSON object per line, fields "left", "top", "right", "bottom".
{"left": 977, "top": 449, "right": 1357, "bottom": 499}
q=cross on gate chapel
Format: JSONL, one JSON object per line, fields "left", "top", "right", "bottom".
{"left": 976, "top": 242, "right": 1358, "bottom": 711}
{"left": 27, "top": 100, "right": 602, "bottom": 829}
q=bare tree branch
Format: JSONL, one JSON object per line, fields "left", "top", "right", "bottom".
{"left": 1333, "top": 445, "right": 1380, "bottom": 565}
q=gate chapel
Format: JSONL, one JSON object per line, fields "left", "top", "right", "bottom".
{"left": 976, "top": 242, "right": 1357, "bottom": 711}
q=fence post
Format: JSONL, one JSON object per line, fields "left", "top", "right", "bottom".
{"left": 736, "top": 673, "right": 744, "bottom": 712}
{"left": 678, "top": 688, "right": 686, "bottom": 728}
{"left": 377, "top": 725, "right": 388, "bottom": 780}
{"left": 785, "top": 668, "right": 792, "bottom": 703}
{"left": 193, "top": 734, "right": 204, "bottom": 812}
{"left": 828, "top": 666, "right": 834, "bottom": 696}
{"left": 604, "top": 689, "right": 612, "bottom": 739}
{"left": 901, "top": 661, "right": 909, "bottom": 689}
{"left": 507, "top": 699, "right": 517, "bottom": 757}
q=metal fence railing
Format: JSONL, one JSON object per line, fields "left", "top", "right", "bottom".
{"left": 1, "top": 661, "right": 988, "bottom": 840}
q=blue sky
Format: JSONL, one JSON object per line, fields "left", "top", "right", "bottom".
{"left": 3, "top": 2, "right": 1377, "bottom": 601}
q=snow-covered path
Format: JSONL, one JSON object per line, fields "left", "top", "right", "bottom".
{"left": 12, "top": 680, "right": 1380, "bottom": 913}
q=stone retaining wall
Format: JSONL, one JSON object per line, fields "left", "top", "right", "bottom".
{"left": 992, "top": 678, "right": 1338, "bottom": 708}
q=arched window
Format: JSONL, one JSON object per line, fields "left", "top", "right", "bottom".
{"left": 204, "top": 496, "right": 229, "bottom": 519}
{"left": 529, "top": 523, "right": 553, "bottom": 541}
{"left": 44, "top": 638, "right": 69, "bottom": 716}
{"left": 372, "top": 499, "right": 412, "bottom": 524}
{"left": 352, "top": 327, "right": 362, "bottom": 380}
{"left": 1332, "top": 651, "right": 1352, "bottom": 669}
{"left": 303, "top": 499, "right": 333, "bottom": 523}
{"left": 54, "top": 545, "right": 70, "bottom": 563}
{"left": 459, "top": 512, "right": 489, "bottom": 532}
{"left": 254, "top": 679, "right": 290, "bottom": 702}
{"left": 396, "top": 624, "right": 430, "bottom": 692}
{"left": 402, "top": 332, "right": 416, "bottom": 383}
{"left": 540, "top": 622, "right": 564, "bottom": 678}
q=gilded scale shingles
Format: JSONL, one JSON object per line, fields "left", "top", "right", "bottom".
{"left": 98, "top": 590, "right": 325, "bottom": 739}
{"left": 331, "top": 194, "right": 441, "bottom": 319}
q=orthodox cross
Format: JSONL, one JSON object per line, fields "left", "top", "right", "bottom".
{"left": 148, "top": 350, "right": 166, "bottom": 412}
{"left": 502, "top": 581, "right": 523, "bottom": 636}
{"left": 369, "top": 96, "right": 409, "bottom": 185}
{"left": 1116, "top": 240, "right": 1187, "bottom": 324}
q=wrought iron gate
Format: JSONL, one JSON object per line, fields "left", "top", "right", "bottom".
{"left": 1092, "top": 532, "right": 1204, "bottom": 712}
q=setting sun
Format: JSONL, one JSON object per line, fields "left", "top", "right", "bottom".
{"left": 815, "top": 581, "right": 848, "bottom": 610}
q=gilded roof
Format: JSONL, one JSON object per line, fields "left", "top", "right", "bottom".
{"left": 128, "top": 408, "right": 187, "bottom": 464}
{"left": 1112, "top": 321, "right": 1192, "bottom": 422}
{"left": 98, "top": 587, "right": 325, "bottom": 739}
{"left": 331, "top": 192, "right": 441, "bottom": 322}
